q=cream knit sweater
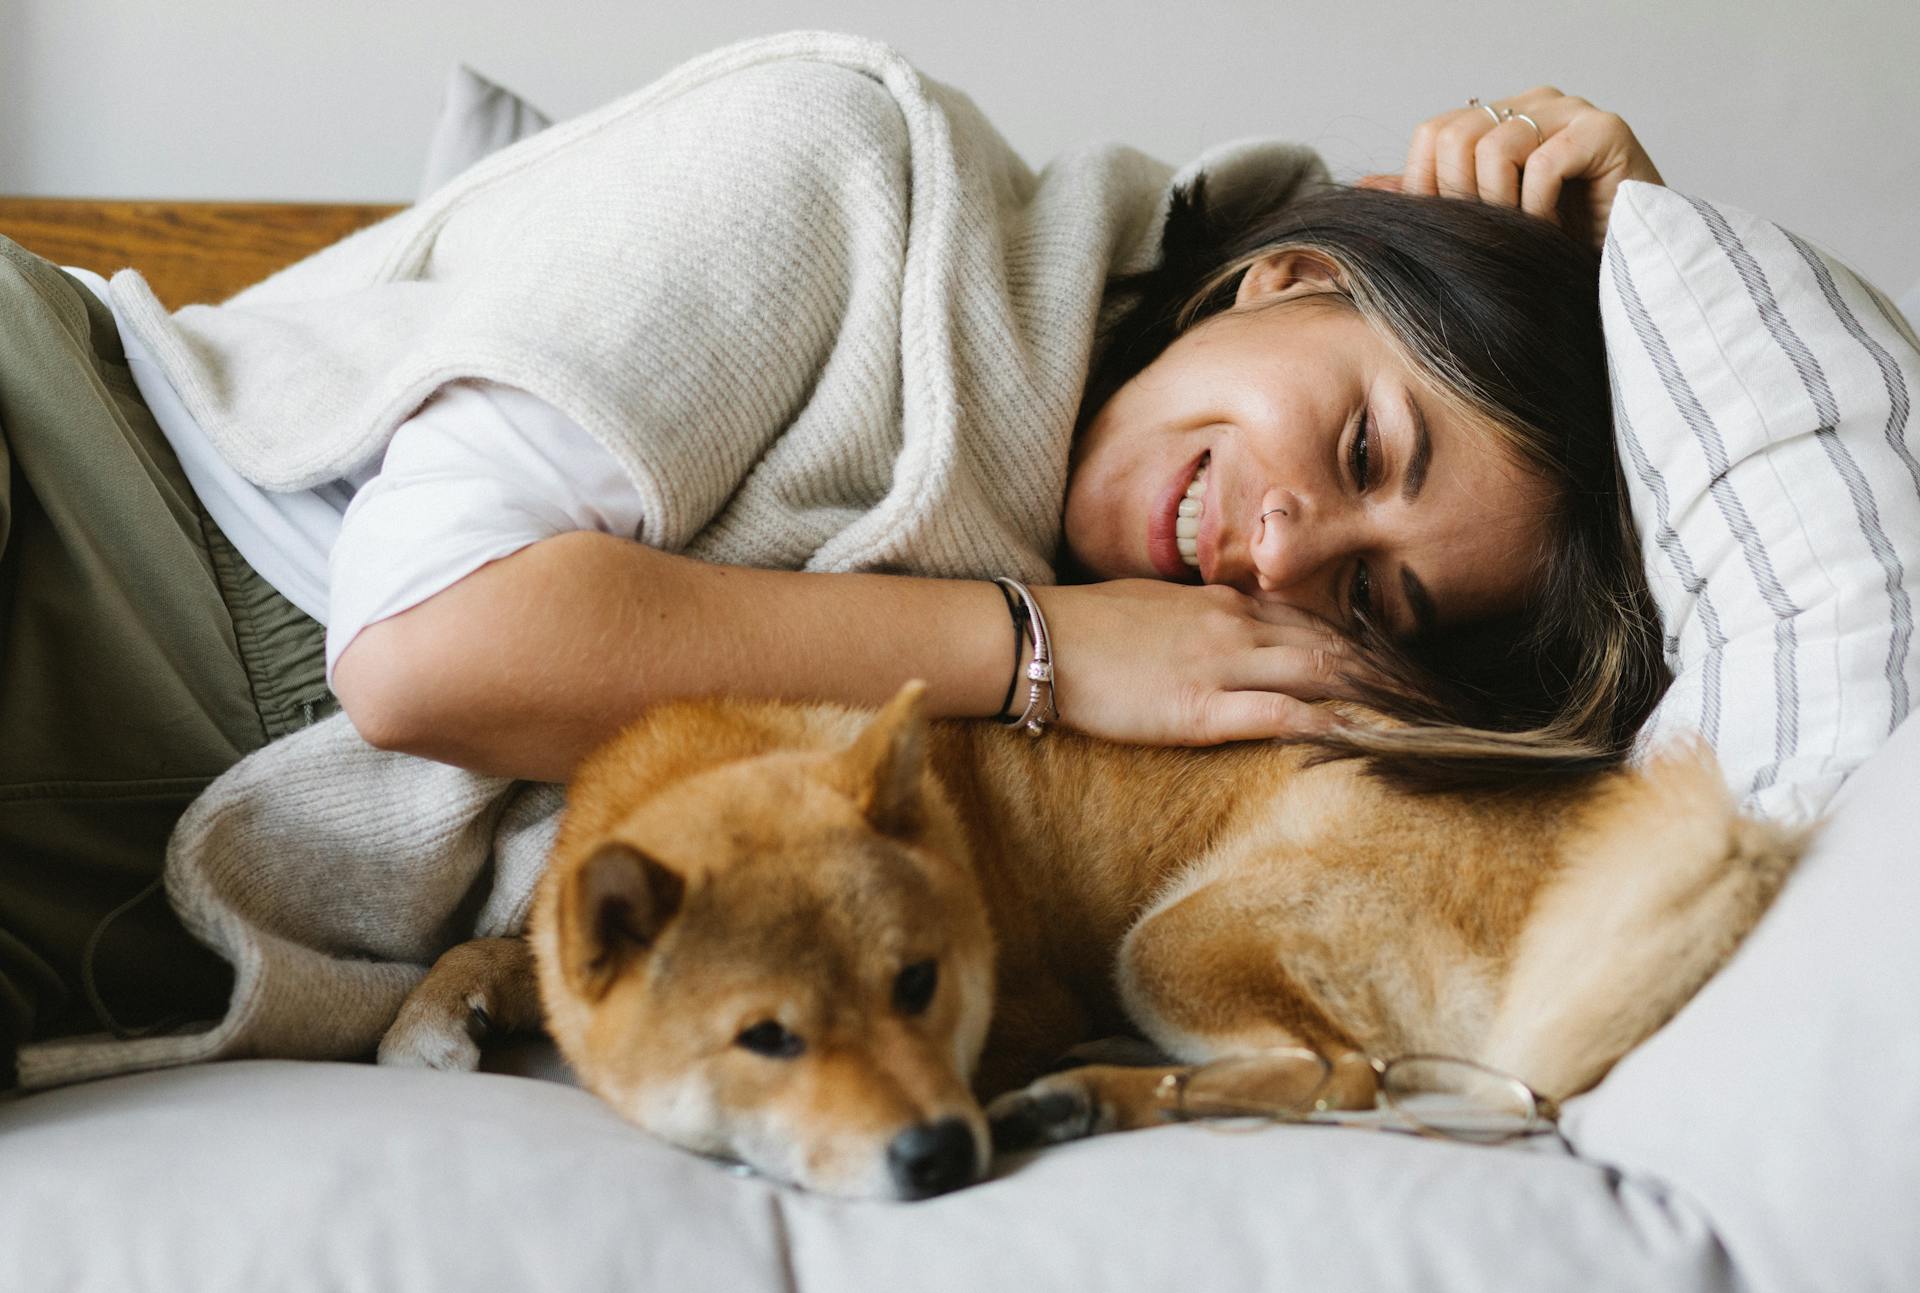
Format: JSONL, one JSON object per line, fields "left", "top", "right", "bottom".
{"left": 18, "top": 30, "right": 1327, "bottom": 1088}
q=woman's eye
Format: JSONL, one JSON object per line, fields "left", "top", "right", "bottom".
{"left": 1351, "top": 563, "right": 1374, "bottom": 621}
{"left": 1350, "top": 408, "right": 1372, "bottom": 489}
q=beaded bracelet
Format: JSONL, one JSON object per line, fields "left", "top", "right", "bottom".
{"left": 991, "top": 577, "right": 1059, "bottom": 738}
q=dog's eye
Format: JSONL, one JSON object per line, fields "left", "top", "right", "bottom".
{"left": 735, "top": 1020, "right": 805, "bottom": 1059}
{"left": 893, "top": 960, "right": 939, "bottom": 1015}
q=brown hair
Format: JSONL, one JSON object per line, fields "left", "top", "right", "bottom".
{"left": 1077, "top": 179, "right": 1669, "bottom": 789}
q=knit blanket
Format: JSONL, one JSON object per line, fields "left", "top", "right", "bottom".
{"left": 17, "top": 30, "right": 1326, "bottom": 1089}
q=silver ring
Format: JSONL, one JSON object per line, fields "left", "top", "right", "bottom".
{"left": 1261, "top": 507, "right": 1287, "bottom": 521}
{"left": 1510, "top": 110, "right": 1544, "bottom": 145}
{"left": 1477, "top": 103, "right": 1502, "bottom": 127}
{"left": 1465, "top": 97, "right": 1481, "bottom": 108}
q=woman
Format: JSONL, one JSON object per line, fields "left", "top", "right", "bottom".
{"left": 0, "top": 38, "right": 1664, "bottom": 1079}
{"left": 327, "top": 91, "right": 1666, "bottom": 781}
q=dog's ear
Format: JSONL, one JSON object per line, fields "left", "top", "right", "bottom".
{"left": 558, "top": 840, "right": 685, "bottom": 1000}
{"left": 838, "top": 680, "right": 928, "bottom": 838}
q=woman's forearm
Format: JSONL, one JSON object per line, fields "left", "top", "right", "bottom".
{"left": 330, "top": 530, "right": 1018, "bottom": 782}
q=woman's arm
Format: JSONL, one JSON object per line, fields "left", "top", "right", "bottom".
{"left": 331, "top": 532, "right": 1361, "bottom": 783}
{"left": 332, "top": 532, "right": 1010, "bottom": 782}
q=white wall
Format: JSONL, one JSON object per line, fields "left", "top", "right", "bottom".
{"left": 5, "top": 0, "right": 1917, "bottom": 291}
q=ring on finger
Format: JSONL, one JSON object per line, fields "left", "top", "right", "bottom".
{"left": 1476, "top": 102, "right": 1502, "bottom": 127}
{"left": 1508, "top": 110, "right": 1544, "bottom": 145}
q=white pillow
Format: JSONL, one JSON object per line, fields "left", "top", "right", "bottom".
{"left": 1602, "top": 180, "right": 1920, "bottom": 822}
{"left": 417, "top": 64, "right": 553, "bottom": 200}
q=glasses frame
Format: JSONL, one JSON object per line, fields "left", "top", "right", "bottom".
{"left": 1154, "top": 1046, "right": 1565, "bottom": 1147}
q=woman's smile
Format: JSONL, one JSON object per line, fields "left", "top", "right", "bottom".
{"left": 1149, "top": 450, "right": 1210, "bottom": 580}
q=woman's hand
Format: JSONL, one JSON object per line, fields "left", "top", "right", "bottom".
{"left": 1359, "top": 88, "right": 1664, "bottom": 250}
{"left": 1031, "top": 581, "right": 1373, "bottom": 745}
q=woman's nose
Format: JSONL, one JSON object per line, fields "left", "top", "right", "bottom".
{"left": 1248, "top": 487, "right": 1338, "bottom": 594}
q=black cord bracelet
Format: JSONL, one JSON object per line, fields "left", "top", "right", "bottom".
{"left": 993, "top": 580, "right": 1024, "bottom": 720}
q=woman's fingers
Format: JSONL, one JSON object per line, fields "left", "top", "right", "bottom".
{"left": 1404, "top": 100, "right": 1543, "bottom": 206}
{"left": 1472, "top": 122, "right": 1535, "bottom": 208}
{"left": 1239, "top": 639, "right": 1384, "bottom": 701}
{"left": 1517, "top": 139, "right": 1571, "bottom": 230}
{"left": 1195, "top": 691, "right": 1340, "bottom": 744}
{"left": 1400, "top": 119, "right": 1441, "bottom": 197}
{"left": 1389, "top": 89, "right": 1661, "bottom": 249}
{"left": 1515, "top": 101, "right": 1605, "bottom": 226}
{"left": 1243, "top": 591, "right": 1343, "bottom": 631}
{"left": 1431, "top": 114, "right": 1487, "bottom": 201}
{"left": 1401, "top": 104, "right": 1497, "bottom": 198}
{"left": 1239, "top": 594, "right": 1380, "bottom": 696}
{"left": 1519, "top": 109, "right": 1661, "bottom": 245}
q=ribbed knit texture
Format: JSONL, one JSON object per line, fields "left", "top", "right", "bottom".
{"left": 17, "top": 31, "right": 1326, "bottom": 1088}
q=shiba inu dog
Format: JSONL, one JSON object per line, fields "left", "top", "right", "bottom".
{"left": 379, "top": 682, "right": 1800, "bottom": 1200}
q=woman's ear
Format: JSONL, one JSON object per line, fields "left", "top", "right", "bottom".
{"left": 1235, "top": 249, "right": 1347, "bottom": 308}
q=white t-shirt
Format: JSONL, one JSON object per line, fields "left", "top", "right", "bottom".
{"left": 68, "top": 268, "right": 644, "bottom": 692}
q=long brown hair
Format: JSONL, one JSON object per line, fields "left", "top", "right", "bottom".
{"left": 1078, "top": 179, "right": 1669, "bottom": 790}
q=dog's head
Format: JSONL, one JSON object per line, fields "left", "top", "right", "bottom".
{"left": 531, "top": 683, "right": 997, "bottom": 1199}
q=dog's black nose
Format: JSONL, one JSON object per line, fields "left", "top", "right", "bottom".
{"left": 887, "top": 1117, "right": 978, "bottom": 1199}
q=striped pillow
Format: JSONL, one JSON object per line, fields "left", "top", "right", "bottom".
{"left": 1601, "top": 180, "right": 1920, "bottom": 822}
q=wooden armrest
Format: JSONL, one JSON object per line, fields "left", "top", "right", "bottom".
{"left": 0, "top": 197, "right": 402, "bottom": 310}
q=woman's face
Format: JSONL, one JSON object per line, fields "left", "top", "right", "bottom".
{"left": 1062, "top": 251, "right": 1555, "bottom": 639}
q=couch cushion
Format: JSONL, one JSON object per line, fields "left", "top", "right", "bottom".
{"left": 0, "top": 1058, "right": 1732, "bottom": 1292}
{"left": 0, "top": 1061, "right": 790, "bottom": 1291}
{"left": 1568, "top": 708, "right": 1920, "bottom": 1292}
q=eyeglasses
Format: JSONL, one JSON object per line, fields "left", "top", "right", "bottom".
{"left": 1155, "top": 1047, "right": 1563, "bottom": 1146}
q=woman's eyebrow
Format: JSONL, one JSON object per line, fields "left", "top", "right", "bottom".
{"left": 1401, "top": 393, "right": 1431, "bottom": 502}
{"left": 1400, "top": 566, "right": 1439, "bottom": 636}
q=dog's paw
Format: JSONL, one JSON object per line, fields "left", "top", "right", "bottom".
{"left": 377, "top": 998, "right": 486, "bottom": 1072}
{"left": 986, "top": 1077, "right": 1097, "bottom": 1152}
{"left": 988, "top": 1063, "right": 1191, "bottom": 1150}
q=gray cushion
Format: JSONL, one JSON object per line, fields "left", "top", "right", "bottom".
{"left": 1570, "top": 708, "right": 1920, "bottom": 1292}
{"left": 0, "top": 1059, "right": 1724, "bottom": 1292}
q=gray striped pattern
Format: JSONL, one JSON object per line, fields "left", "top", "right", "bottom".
{"left": 1821, "top": 263, "right": 1920, "bottom": 508}
{"left": 1687, "top": 195, "right": 1913, "bottom": 740}
{"left": 1608, "top": 237, "right": 1800, "bottom": 780}
{"left": 1602, "top": 180, "right": 1920, "bottom": 818}
{"left": 1610, "top": 346, "right": 1726, "bottom": 745}
{"left": 1784, "top": 235, "right": 1915, "bottom": 734}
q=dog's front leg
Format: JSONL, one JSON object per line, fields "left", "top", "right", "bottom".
{"left": 985, "top": 1063, "right": 1187, "bottom": 1149}
{"left": 378, "top": 936, "right": 542, "bottom": 1071}
{"left": 986, "top": 1052, "right": 1382, "bottom": 1150}
{"left": 990, "top": 867, "right": 1385, "bottom": 1150}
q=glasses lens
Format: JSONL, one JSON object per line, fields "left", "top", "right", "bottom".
{"left": 1379, "top": 1056, "right": 1540, "bottom": 1143}
{"left": 1178, "top": 1050, "right": 1331, "bottom": 1120}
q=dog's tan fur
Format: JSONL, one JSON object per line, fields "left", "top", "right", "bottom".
{"left": 378, "top": 683, "right": 1802, "bottom": 1199}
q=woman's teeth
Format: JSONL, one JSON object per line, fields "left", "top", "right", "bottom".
{"left": 1176, "top": 462, "right": 1207, "bottom": 570}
